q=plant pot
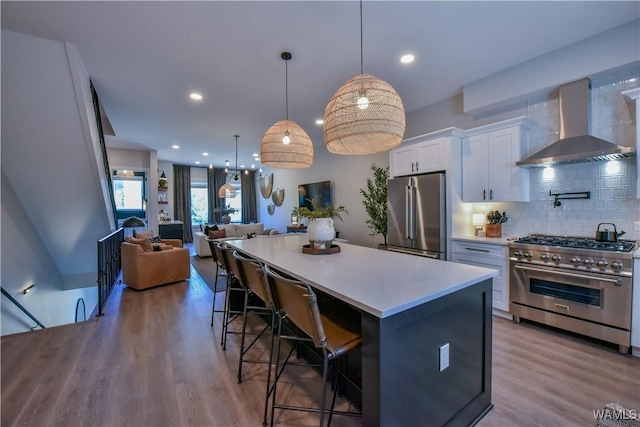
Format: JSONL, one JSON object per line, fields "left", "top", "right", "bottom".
{"left": 485, "top": 224, "right": 502, "bottom": 238}
{"left": 222, "top": 215, "right": 231, "bottom": 224}
{"left": 307, "top": 218, "right": 335, "bottom": 249}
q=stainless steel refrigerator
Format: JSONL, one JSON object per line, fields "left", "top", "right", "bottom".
{"left": 387, "top": 172, "right": 446, "bottom": 259}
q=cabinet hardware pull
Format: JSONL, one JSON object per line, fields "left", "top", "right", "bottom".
{"left": 483, "top": 189, "right": 486, "bottom": 200}
{"left": 554, "top": 303, "right": 570, "bottom": 311}
{"left": 411, "top": 162, "right": 414, "bottom": 172}
{"left": 490, "top": 189, "right": 493, "bottom": 200}
{"left": 465, "top": 247, "right": 490, "bottom": 253}
{"left": 416, "top": 161, "right": 419, "bottom": 171}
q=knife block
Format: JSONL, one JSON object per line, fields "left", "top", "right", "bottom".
{"left": 485, "top": 224, "right": 502, "bottom": 238}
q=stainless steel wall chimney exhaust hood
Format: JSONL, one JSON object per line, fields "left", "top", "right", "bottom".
{"left": 516, "top": 78, "right": 635, "bottom": 168}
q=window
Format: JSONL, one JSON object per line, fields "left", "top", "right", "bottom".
{"left": 113, "top": 171, "right": 146, "bottom": 220}
{"left": 226, "top": 183, "right": 242, "bottom": 222}
{"left": 191, "top": 185, "right": 208, "bottom": 226}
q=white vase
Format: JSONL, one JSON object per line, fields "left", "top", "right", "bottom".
{"left": 307, "top": 218, "right": 335, "bottom": 249}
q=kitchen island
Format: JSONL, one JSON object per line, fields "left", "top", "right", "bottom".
{"left": 227, "top": 234, "right": 498, "bottom": 426}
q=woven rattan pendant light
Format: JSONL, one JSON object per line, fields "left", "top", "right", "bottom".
{"left": 324, "top": 1, "right": 405, "bottom": 155}
{"left": 218, "top": 135, "right": 239, "bottom": 198}
{"left": 261, "top": 52, "right": 313, "bottom": 169}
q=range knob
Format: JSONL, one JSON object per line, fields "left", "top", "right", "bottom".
{"left": 570, "top": 257, "right": 582, "bottom": 265}
{"left": 540, "top": 253, "right": 550, "bottom": 261}
{"left": 551, "top": 255, "right": 562, "bottom": 263}
{"left": 513, "top": 250, "right": 523, "bottom": 257}
{"left": 583, "top": 259, "right": 594, "bottom": 267}
{"left": 523, "top": 252, "right": 533, "bottom": 259}
{"left": 611, "top": 261, "right": 623, "bottom": 271}
{"left": 596, "top": 260, "right": 608, "bottom": 269}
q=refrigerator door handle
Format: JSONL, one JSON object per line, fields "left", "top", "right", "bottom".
{"left": 409, "top": 185, "right": 416, "bottom": 240}
{"left": 405, "top": 185, "right": 411, "bottom": 239}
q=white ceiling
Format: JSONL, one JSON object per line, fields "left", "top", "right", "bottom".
{"left": 2, "top": 1, "right": 638, "bottom": 169}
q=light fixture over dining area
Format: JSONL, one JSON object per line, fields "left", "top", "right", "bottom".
{"left": 260, "top": 52, "right": 313, "bottom": 169}
{"left": 323, "top": 0, "right": 406, "bottom": 155}
{"left": 218, "top": 135, "right": 240, "bottom": 199}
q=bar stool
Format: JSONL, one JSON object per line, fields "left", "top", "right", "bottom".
{"left": 263, "top": 265, "right": 362, "bottom": 427}
{"left": 233, "top": 250, "right": 280, "bottom": 426}
{"left": 216, "top": 242, "right": 245, "bottom": 350}
{"left": 206, "top": 237, "right": 227, "bottom": 327}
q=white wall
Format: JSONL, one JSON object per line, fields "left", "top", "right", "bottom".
{"left": 1, "top": 172, "right": 98, "bottom": 335}
{"left": 463, "top": 20, "right": 640, "bottom": 115}
{"left": 256, "top": 147, "right": 389, "bottom": 247}
{"left": 2, "top": 29, "right": 112, "bottom": 289}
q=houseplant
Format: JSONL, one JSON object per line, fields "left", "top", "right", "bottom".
{"left": 297, "top": 197, "right": 348, "bottom": 248}
{"left": 213, "top": 204, "right": 238, "bottom": 224}
{"left": 359, "top": 164, "right": 389, "bottom": 248}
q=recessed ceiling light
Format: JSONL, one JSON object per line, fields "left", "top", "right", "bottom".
{"left": 253, "top": 153, "right": 259, "bottom": 157}
{"left": 202, "top": 152, "right": 209, "bottom": 156}
{"left": 172, "top": 145, "right": 180, "bottom": 149}
{"left": 400, "top": 54, "right": 415, "bottom": 64}
{"left": 315, "top": 119, "right": 324, "bottom": 125}
{"left": 195, "top": 161, "right": 201, "bottom": 165}
{"left": 190, "top": 92, "right": 203, "bottom": 101}
{"left": 240, "top": 164, "right": 245, "bottom": 168}
{"left": 209, "top": 164, "right": 213, "bottom": 169}
{"left": 254, "top": 157, "right": 260, "bottom": 161}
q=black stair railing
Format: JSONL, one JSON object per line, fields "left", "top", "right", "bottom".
{"left": 90, "top": 80, "right": 118, "bottom": 222}
{"left": 97, "top": 228, "right": 124, "bottom": 317}
{"left": 1, "top": 286, "right": 46, "bottom": 330}
{"left": 75, "top": 297, "right": 86, "bottom": 322}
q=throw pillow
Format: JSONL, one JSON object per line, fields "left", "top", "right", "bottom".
{"left": 126, "top": 236, "right": 153, "bottom": 252}
{"left": 150, "top": 235, "right": 163, "bottom": 243}
{"left": 204, "top": 224, "right": 219, "bottom": 236}
{"left": 134, "top": 230, "right": 154, "bottom": 240}
{"left": 208, "top": 229, "right": 227, "bottom": 239}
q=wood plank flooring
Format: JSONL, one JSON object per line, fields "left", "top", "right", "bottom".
{"left": 2, "top": 254, "right": 639, "bottom": 427}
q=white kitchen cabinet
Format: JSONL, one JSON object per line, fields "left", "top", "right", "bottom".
{"left": 451, "top": 239, "right": 511, "bottom": 316}
{"left": 462, "top": 117, "right": 532, "bottom": 202}
{"left": 390, "top": 137, "right": 446, "bottom": 177}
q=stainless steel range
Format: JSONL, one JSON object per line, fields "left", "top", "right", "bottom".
{"left": 509, "top": 234, "right": 636, "bottom": 353}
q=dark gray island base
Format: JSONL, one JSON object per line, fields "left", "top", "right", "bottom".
{"left": 361, "top": 278, "right": 493, "bottom": 426}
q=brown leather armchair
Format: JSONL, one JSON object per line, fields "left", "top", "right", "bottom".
{"left": 121, "top": 238, "right": 190, "bottom": 290}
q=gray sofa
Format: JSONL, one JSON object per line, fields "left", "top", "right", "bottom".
{"left": 194, "top": 222, "right": 279, "bottom": 257}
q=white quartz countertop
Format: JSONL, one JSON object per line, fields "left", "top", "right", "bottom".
{"left": 226, "top": 234, "right": 497, "bottom": 318}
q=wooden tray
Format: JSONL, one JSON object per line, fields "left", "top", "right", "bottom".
{"left": 302, "top": 244, "right": 341, "bottom": 255}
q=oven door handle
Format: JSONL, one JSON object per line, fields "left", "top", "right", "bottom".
{"left": 514, "top": 265, "right": 622, "bottom": 286}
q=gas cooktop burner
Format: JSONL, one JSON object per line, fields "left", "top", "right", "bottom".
{"left": 514, "top": 234, "right": 636, "bottom": 253}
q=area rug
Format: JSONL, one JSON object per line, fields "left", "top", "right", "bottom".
{"left": 594, "top": 403, "right": 640, "bottom": 427}
{"left": 190, "top": 255, "right": 226, "bottom": 293}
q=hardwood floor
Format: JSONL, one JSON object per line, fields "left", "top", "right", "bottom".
{"left": 2, "top": 255, "right": 639, "bottom": 427}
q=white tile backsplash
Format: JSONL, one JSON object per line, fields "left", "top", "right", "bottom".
{"left": 468, "top": 70, "right": 640, "bottom": 242}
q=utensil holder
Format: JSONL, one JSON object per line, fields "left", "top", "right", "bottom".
{"left": 485, "top": 224, "right": 502, "bottom": 238}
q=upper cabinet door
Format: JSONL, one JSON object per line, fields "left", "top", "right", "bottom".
{"left": 461, "top": 134, "right": 487, "bottom": 202}
{"left": 462, "top": 118, "right": 531, "bottom": 203}
{"left": 391, "top": 145, "right": 416, "bottom": 177}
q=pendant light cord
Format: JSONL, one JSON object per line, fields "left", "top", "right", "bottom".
{"left": 234, "top": 135, "right": 239, "bottom": 179}
{"left": 285, "top": 58, "right": 289, "bottom": 120}
{"left": 360, "top": 0, "right": 364, "bottom": 74}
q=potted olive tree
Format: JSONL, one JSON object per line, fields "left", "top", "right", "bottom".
{"left": 360, "top": 164, "right": 389, "bottom": 249}
{"left": 213, "top": 204, "right": 237, "bottom": 224}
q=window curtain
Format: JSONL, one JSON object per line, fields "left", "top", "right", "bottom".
{"left": 209, "top": 168, "right": 226, "bottom": 224}
{"left": 241, "top": 170, "right": 257, "bottom": 224}
{"left": 173, "top": 164, "right": 193, "bottom": 243}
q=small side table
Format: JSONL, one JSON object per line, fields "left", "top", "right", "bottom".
{"left": 287, "top": 225, "right": 307, "bottom": 234}
{"left": 159, "top": 220, "right": 184, "bottom": 240}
